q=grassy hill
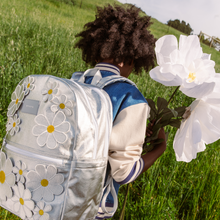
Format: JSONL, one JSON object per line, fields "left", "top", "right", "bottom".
{"left": 0, "top": 0, "right": 220, "bottom": 219}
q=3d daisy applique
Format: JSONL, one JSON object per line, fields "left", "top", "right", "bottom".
{"left": 7, "top": 84, "right": 25, "bottom": 117}
{"left": 12, "top": 182, "right": 35, "bottom": 219}
{"left": 6, "top": 114, "right": 21, "bottom": 136}
{"left": 24, "top": 76, "right": 35, "bottom": 95}
{"left": 32, "top": 111, "right": 71, "bottom": 149}
{"left": 41, "top": 81, "right": 59, "bottom": 102}
{"left": 33, "top": 201, "right": 52, "bottom": 220}
{"left": 26, "top": 164, "right": 64, "bottom": 202}
{"left": 51, "top": 94, "right": 74, "bottom": 116}
{"left": 0, "top": 152, "right": 15, "bottom": 202}
{"left": 12, "top": 160, "right": 28, "bottom": 184}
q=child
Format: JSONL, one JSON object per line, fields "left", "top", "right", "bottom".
{"left": 74, "top": 4, "right": 166, "bottom": 219}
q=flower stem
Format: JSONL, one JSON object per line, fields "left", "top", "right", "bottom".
{"left": 168, "top": 86, "right": 180, "bottom": 105}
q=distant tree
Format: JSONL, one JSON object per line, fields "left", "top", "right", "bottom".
{"left": 167, "top": 19, "right": 193, "bottom": 35}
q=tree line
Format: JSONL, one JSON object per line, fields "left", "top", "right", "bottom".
{"left": 167, "top": 19, "right": 193, "bottom": 35}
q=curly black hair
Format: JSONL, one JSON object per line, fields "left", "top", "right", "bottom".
{"left": 74, "top": 4, "right": 156, "bottom": 74}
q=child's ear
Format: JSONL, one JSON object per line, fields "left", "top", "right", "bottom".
{"left": 118, "top": 62, "right": 124, "bottom": 67}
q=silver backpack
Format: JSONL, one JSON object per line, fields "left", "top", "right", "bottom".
{"left": 0, "top": 68, "right": 136, "bottom": 219}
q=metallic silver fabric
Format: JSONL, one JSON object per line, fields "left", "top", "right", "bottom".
{"left": 1, "top": 74, "right": 113, "bottom": 220}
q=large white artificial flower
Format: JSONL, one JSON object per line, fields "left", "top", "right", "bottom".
{"left": 12, "top": 160, "right": 28, "bottom": 183}
{"left": 6, "top": 114, "right": 21, "bottom": 136}
{"left": 51, "top": 94, "right": 74, "bottom": 116}
{"left": 33, "top": 201, "right": 52, "bottom": 220}
{"left": 150, "top": 35, "right": 216, "bottom": 98}
{"left": 24, "top": 76, "right": 35, "bottom": 95}
{"left": 12, "top": 182, "right": 35, "bottom": 219}
{"left": 41, "top": 81, "right": 59, "bottom": 102}
{"left": 7, "top": 84, "right": 25, "bottom": 117}
{"left": 0, "top": 152, "right": 15, "bottom": 201}
{"left": 32, "top": 111, "right": 71, "bottom": 149}
{"left": 26, "top": 164, "right": 64, "bottom": 202}
{"left": 173, "top": 75, "right": 220, "bottom": 162}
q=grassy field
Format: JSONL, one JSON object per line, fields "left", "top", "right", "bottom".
{"left": 0, "top": 0, "right": 220, "bottom": 219}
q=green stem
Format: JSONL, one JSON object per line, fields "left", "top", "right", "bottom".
{"left": 168, "top": 86, "right": 180, "bottom": 105}
{"left": 119, "top": 183, "right": 131, "bottom": 220}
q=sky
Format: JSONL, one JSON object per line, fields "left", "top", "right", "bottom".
{"left": 118, "top": 0, "right": 220, "bottom": 39}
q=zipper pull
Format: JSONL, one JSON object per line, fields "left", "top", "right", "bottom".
{"left": 2, "top": 137, "right": 7, "bottom": 147}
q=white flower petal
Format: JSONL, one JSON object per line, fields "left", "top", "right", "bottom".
{"left": 23, "top": 188, "right": 32, "bottom": 200}
{"left": 32, "top": 187, "right": 44, "bottom": 201}
{"left": 155, "top": 35, "right": 178, "bottom": 65}
{"left": 4, "top": 158, "right": 13, "bottom": 175}
{"left": 48, "top": 184, "right": 63, "bottom": 196}
{"left": 37, "top": 132, "right": 48, "bottom": 147}
{"left": 53, "top": 131, "right": 67, "bottom": 144}
{"left": 50, "top": 174, "right": 64, "bottom": 185}
{"left": 35, "top": 115, "right": 49, "bottom": 127}
{"left": 5, "top": 173, "right": 15, "bottom": 187}
{"left": 37, "top": 201, "right": 45, "bottom": 210}
{"left": 36, "top": 164, "right": 46, "bottom": 179}
{"left": 46, "top": 165, "right": 57, "bottom": 180}
{"left": 41, "top": 212, "right": 50, "bottom": 220}
{"left": 24, "top": 199, "right": 35, "bottom": 211}
{"left": 14, "top": 202, "right": 21, "bottom": 212}
{"left": 18, "top": 182, "right": 25, "bottom": 197}
{"left": 60, "top": 95, "right": 67, "bottom": 103}
{"left": 19, "top": 206, "right": 26, "bottom": 219}
{"left": 52, "top": 111, "right": 65, "bottom": 127}
{"left": 51, "top": 105, "right": 59, "bottom": 113}
{"left": 43, "top": 189, "right": 54, "bottom": 202}
{"left": 47, "top": 134, "right": 58, "bottom": 149}
{"left": 33, "top": 125, "right": 47, "bottom": 136}
{"left": 44, "top": 204, "right": 52, "bottom": 212}
{"left": 180, "top": 82, "right": 215, "bottom": 98}
{"left": 63, "top": 108, "right": 72, "bottom": 116}
{"left": 26, "top": 180, "right": 41, "bottom": 191}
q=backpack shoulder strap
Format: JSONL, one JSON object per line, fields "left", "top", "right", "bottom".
{"left": 71, "top": 68, "right": 137, "bottom": 89}
{"left": 96, "top": 75, "right": 137, "bottom": 89}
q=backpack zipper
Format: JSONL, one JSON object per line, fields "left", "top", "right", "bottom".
{"left": 4, "top": 140, "right": 65, "bottom": 166}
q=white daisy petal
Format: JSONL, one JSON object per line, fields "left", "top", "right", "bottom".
{"left": 53, "top": 111, "right": 65, "bottom": 127}
{"left": 37, "top": 132, "right": 48, "bottom": 147}
{"left": 50, "top": 174, "right": 64, "bottom": 185}
{"left": 36, "top": 164, "right": 46, "bottom": 179}
{"left": 33, "top": 125, "right": 47, "bottom": 136}
{"left": 46, "top": 165, "right": 57, "bottom": 180}
{"left": 48, "top": 184, "right": 63, "bottom": 196}
{"left": 53, "top": 131, "right": 67, "bottom": 144}
{"left": 47, "top": 134, "right": 58, "bottom": 149}
{"left": 44, "top": 204, "right": 52, "bottom": 212}
{"left": 43, "top": 189, "right": 54, "bottom": 202}
{"left": 14, "top": 202, "right": 21, "bottom": 212}
{"left": 55, "top": 122, "right": 70, "bottom": 133}
{"left": 32, "top": 188, "right": 44, "bottom": 201}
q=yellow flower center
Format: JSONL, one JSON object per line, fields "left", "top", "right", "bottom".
{"left": 47, "top": 125, "right": 55, "bottom": 133}
{"left": 48, "top": 89, "right": 53, "bottom": 95}
{"left": 20, "top": 198, "right": 24, "bottom": 205}
{"left": 41, "top": 179, "right": 49, "bottom": 187}
{"left": 16, "top": 99, "right": 19, "bottom": 104}
{"left": 13, "top": 122, "right": 16, "bottom": 127}
{"left": 39, "top": 209, "right": 44, "bottom": 216}
{"left": 59, "top": 103, "right": 65, "bottom": 109}
{"left": 27, "top": 83, "right": 30, "bottom": 88}
{"left": 19, "top": 169, "right": 23, "bottom": 175}
{"left": 188, "top": 72, "right": 196, "bottom": 83}
{"left": 0, "top": 170, "right": 6, "bottom": 184}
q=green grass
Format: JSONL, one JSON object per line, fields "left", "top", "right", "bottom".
{"left": 0, "top": 0, "right": 220, "bottom": 219}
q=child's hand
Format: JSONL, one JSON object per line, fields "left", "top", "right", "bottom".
{"left": 146, "top": 120, "right": 155, "bottom": 137}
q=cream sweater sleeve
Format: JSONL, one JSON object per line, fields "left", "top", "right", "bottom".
{"left": 108, "top": 102, "right": 150, "bottom": 184}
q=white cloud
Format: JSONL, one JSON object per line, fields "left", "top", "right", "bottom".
{"left": 118, "top": 0, "right": 220, "bottom": 38}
